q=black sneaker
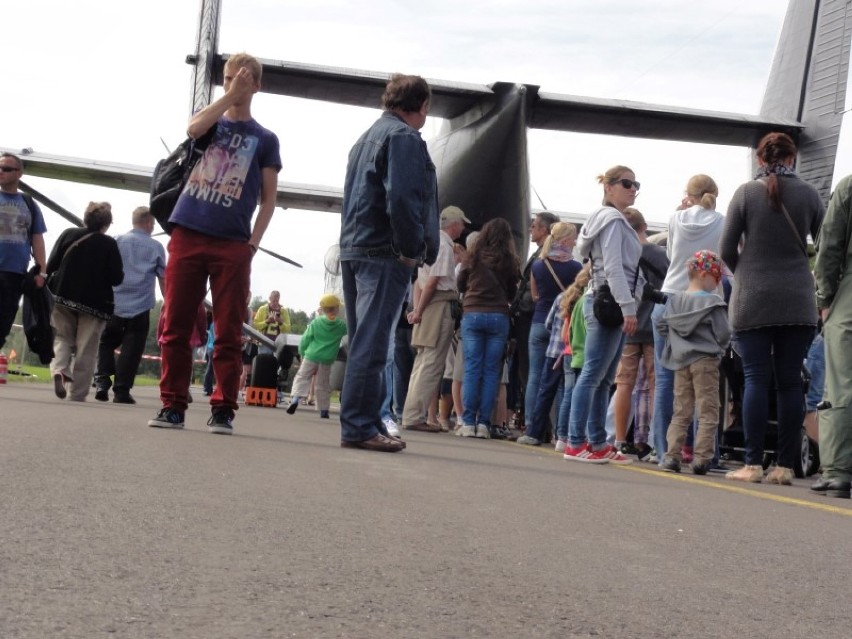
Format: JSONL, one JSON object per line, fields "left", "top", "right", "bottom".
{"left": 148, "top": 408, "right": 185, "bottom": 429}
{"left": 286, "top": 397, "right": 300, "bottom": 415}
{"left": 320, "top": 410, "right": 330, "bottom": 419}
{"left": 660, "top": 457, "right": 681, "bottom": 473}
{"left": 94, "top": 389, "right": 109, "bottom": 402}
{"left": 53, "top": 373, "right": 67, "bottom": 399}
{"left": 691, "top": 461, "right": 711, "bottom": 475}
{"left": 207, "top": 410, "right": 234, "bottom": 435}
{"left": 113, "top": 393, "right": 136, "bottom": 405}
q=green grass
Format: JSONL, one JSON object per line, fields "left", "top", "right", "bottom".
{"left": 5, "top": 363, "right": 161, "bottom": 386}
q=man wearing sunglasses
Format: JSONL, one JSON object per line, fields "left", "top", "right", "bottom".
{"left": 0, "top": 153, "right": 47, "bottom": 351}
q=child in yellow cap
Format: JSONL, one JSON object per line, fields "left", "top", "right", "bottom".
{"left": 287, "top": 294, "right": 347, "bottom": 418}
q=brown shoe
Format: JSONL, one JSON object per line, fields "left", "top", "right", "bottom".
{"left": 341, "top": 433, "right": 406, "bottom": 452}
{"left": 404, "top": 422, "right": 442, "bottom": 433}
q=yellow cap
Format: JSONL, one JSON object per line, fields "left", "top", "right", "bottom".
{"left": 320, "top": 293, "right": 342, "bottom": 309}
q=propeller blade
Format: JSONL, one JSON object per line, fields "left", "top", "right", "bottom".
{"left": 18, "top": 180, "right": 84, "bottom": 228}
{"left": 257, "top": 245, "right": 302, "bottom": 268}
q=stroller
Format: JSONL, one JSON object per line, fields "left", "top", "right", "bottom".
{"left": 718, "top": 346, "right": 819, "bottom": 478}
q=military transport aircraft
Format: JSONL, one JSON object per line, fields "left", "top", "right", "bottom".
{"left": 2, "top": 0, "right": 849, "bottom": 262}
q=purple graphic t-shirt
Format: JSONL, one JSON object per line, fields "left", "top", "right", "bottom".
{"left": 171, "top": 117, "right": 281, "bottom": 241}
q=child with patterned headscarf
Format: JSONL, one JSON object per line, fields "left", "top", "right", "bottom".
{"left": 655, "top": 250, "right": 731, "bottom": 474}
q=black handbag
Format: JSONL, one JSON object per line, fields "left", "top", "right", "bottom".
{"left": 592, "top": 259, "right": 640, "bottom": 328}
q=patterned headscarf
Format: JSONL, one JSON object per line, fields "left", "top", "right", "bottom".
{"left": 686, "top": 249, "right": 723, "bottom": 282}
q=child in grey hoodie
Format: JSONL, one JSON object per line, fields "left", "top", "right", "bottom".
{"left": 656, "top": 250, "right": 731, "bottom": 475}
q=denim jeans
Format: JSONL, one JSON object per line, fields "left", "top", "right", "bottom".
{"left": 393, "top": 325, "right": 415, "bottom": 416}
{"left": 556, "top": 364, "right": 578, "bottom": 441}
{"left": 651, "top": 302, "right": 675, "bottom": 458}
{"left": 804, "top": 332, "right": 825, "bottom": 412}
{"left": 340, "top": 257, "right": 413, "bottom": 442}
{"left": 528, "top": 356, "right": 564, "bottom": 440}
{"left": 203, "top": 350, "right": 215, "bottom": 394}
{"left": 734, "top": 325, "right": 814, "bottom": 467}
{"left": 568, "top": 295, "right": 627, "bottom": 447}
{"left": 380, "top": 329, "right": 395, "bottom": 421}
{"left": 461, "top": 312, "right": 510, "bottom": 427}
{"left": 523, "top": 322, "right": 550, "bottom": 425}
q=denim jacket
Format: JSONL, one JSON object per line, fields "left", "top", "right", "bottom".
{"left": 340, "top": 112, "right": 439, "bottom": 265}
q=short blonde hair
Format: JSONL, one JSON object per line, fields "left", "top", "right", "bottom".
{"left": 225, "top": 52, "right": 262, "bottom": 84}
{"left": 622, "top": 207, "right": 647, "bottom": 233}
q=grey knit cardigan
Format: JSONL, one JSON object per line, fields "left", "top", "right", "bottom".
{"left": 719, "top": 175, "right": 824, "bottom": 331}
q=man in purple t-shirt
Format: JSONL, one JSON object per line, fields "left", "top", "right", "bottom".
{"left": 148, "top": 52, "right": 282, "bottom": 435}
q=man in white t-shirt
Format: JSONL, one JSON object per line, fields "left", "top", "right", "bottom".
{"left": 402, "top": 206, "right": 469, "bottom": 432}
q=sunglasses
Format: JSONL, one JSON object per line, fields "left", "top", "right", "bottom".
{"left": 0, "top": 167, "right": 21, "bottom": 173}
{"left": 614, "top": 178, "right": 640, "bottom": 190}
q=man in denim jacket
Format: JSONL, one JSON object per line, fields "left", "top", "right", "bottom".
{"left": 338, "top": 73, "right": 439, "bottom": 452}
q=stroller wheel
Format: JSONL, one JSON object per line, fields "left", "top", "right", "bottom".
{"left": 793, "top": 429, "right": 819, "bottom": 479}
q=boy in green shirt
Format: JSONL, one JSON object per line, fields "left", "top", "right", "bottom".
{"left": 287, "top": 294, "right": 347, "bottom": 418}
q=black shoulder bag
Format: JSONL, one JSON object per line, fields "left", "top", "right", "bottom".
{"left": 592, "top": 259, "right": 640, "bottom": 328}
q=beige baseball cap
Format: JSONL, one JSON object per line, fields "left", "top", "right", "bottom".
{"left": 440, "top": 205, "right": 471, "bottom": 224}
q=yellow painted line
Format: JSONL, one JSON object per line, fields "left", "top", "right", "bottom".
{"left": 613, "top": 463, "right": 852, "bottom": 517}
{"left": 502, "top": 439, "right": 852, "bottom": 517}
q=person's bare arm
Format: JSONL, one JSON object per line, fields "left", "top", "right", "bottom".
{"left": 408, "top": 276, "right": 439, "bottom": 325}
{"left": 248, "top": 167, "right": 279, "bottom": 251}
{"left": 31, "top": 233, "right": 47, "bottom": 288}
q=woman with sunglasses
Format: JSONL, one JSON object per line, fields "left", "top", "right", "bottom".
{"left": 564, "top": 166, "right": 642, "bottom": 464}
{"left": 720, "top": 132, "right": 824, "bottom": 484}
{"left": 650, "top": 174, "right": 724, "bottom": 465}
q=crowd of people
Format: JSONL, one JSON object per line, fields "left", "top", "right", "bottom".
{"left": 1, "top": 58, "right": 851, "bottom": 499}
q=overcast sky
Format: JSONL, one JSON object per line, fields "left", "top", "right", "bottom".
{"left": 6, "top": 0, "right": 850, "bottom": 313}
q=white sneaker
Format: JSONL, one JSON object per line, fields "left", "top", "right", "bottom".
{"left": 458, "top": 423, "right": 476, "bottom": 437}
{"left": 383, "top": 416, "right": 401, "bottom": 437}
{"left": 475, "top": 424, "right": 491, "bottom": 439}
{"left": 554, "top": 439, "right": 567, "bottom": 453}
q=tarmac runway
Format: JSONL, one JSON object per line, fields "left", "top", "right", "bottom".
{"left": 2, "top": 382, "right": 850, "bottom": 638}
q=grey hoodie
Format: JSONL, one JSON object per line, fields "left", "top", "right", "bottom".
{"left": 576, "top": 206, "right": 643, "bottom": 317}
{"left": 661, "top": 205, "right": 724, "bottom": 294}
{"left": 656, "top": 291, "right": 731, "bottom": 370}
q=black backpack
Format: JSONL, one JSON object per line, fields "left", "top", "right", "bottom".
{"left": 149, "top": 124, "right": 217, "bottom": 234}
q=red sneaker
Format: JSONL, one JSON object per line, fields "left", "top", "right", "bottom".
{"left": 586, "top": 444, "right": 633, "bottom": 465}
{"left": 564, "top": 443, "right": 609, "bottom": 464}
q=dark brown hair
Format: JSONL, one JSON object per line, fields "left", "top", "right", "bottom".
{"left": 381, "top": 74, "right": 431, "bottom": 112}
{"left": 756, "top": 132, "right": 797, "bottom": 211}
{"left": 466, "top": 217, "right": 519, "bottom": 279}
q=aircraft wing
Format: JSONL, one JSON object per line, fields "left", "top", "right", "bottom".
{"left": 1, "top": 147, "right": 344, "bottom": 213}
{"left": 231, "top": 56, "right": 803, "bottom": 146}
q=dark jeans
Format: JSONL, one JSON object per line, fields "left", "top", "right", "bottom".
{"left": 203, "top": 349, "right": 215, "bottom": 394}
{"left": 734, "top": 325, "right": 814, "bottom": 467}
{"left": 508, "top": 312, "right": 532, "bottom": 414}
{"left": 340, "top": 257, "right": 413, "bottom": 442}
{"left": 95, "top": 311, "right": 150, "bottom": 393}
{"left": 393, "top": 325, "right": 415, "bottom": 417}
{"left": 527, "top": 355, "right": 564, "bottom": 441}
{"left": 0, "top": 271, "right": 24, "bottom": 350}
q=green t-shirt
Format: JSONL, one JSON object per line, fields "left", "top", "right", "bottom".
{"left": 299, "top": 315, "right": 347, "bottom": 364}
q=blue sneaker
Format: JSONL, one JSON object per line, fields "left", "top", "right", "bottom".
{"left": 207, "top": 410, "right": 234, "bottom": 435}
{"left": 148, "top": 408, "right": 185, "bottom": 429}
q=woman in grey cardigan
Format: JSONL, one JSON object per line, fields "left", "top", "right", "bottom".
{"left": 719, "top": 132, "right": 824, "bottom": 484}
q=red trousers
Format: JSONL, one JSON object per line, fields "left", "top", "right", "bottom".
{"left": 160, "top": 226, "right": 251, "bottom": 413}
